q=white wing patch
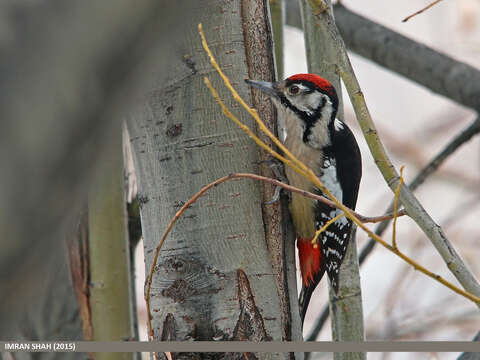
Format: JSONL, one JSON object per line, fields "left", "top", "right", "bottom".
{"left": 320, "top": 159, "right": 349, "bottom": 229}
{"left": 334, "top": 118, "right": 344, "bottom": 131}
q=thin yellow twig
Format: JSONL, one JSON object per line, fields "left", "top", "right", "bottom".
{"left": 402, "top": 0, "right": 443, "bottom": 22}
{"left": 199, "top": 24, "right": 309, "bottom": 177}
{"left": 312, "top": 213, "right": 345, "bottom": 247}
{"left": 197, "top": 23, "right": 480, "bottom": 306}
{"left": 204, "top": 77, "right": 306, "bottom": 177}
{"left": 392, "top": 165, "right": 405, "bottom": 249}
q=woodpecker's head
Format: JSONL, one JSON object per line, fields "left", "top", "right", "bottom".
{"left": 246, "top": 74, "right": 339, "bottom": 145}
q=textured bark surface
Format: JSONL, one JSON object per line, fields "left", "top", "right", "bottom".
{"left": 300, "top": 0, "right": 365, "bottom": 355}
{"left": 243, "top": 0, "right": 302, "bottom": 346}
{"left": 127, "top": 0, "right": 299, "bottom": 357}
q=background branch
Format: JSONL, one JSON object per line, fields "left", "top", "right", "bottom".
{"left": 286, "top": 2, "right": 480, "bottom": 113}
{"left": 402, "top": 0, "right": 444, "bottom": 23}
{"left": 333, "top": 3, "right": 480, "bottom": 112}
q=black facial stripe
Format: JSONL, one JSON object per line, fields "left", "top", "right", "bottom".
{"left": 285, "top": 79, "right": 339, "bottom": 121}
{"left": 279, "top": 94, "right": 327, "bottom": 142}
{"left": 303, "top": 97, "right": 327, "bottom": 142}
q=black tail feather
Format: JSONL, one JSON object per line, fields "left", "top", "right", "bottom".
{"left": 299, "top": 267, "right": 326, "bottom": 324}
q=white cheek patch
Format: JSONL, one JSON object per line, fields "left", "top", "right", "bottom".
{"left": 286, "top": 90, "right": 323, "bottom": 115}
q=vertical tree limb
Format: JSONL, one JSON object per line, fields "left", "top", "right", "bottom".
{"left": 300, "top": 1, "right": 365, "bottom": 357}
{"left": 269, "top": 0, "right": 285, "bottom": 80}
{"left": 88, "top": 127, "right": 135, "bottom": 360}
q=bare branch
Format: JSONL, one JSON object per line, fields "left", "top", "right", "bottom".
{"left": 300, "top": 1, "right": 363, "bottom": 351}
{"left": 402, "top": 0, "right": 444, "bottom": 23}
{"left": 144, "top": 172, "right": 414, "bottom": 337}
{"left": 286, "top": 2, "right": 480, "bottom": 112}
{"left": 332, "top": 4, "right": 480, "bottom": 112}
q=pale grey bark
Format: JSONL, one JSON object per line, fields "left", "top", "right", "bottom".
{"left": 127, "top": 0, "right": 300, "bottom": 357}
{"left": 0, "top": 0, "right": 193, "bottom": 330}
{"left": 88, "top": 128, "right": 135, "bottom": 359}
{"left": 300, "top": 0, "right": 365, "bottom": 356}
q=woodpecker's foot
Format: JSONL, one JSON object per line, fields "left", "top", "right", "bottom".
{"left": 260, "top": 158, "right": 288, "bottom": 182}
{"left": 260, "top": 158, "right": 290, "bottom": 204}
{"left": 265, "top": 185, "right": 282, "bottom": 205}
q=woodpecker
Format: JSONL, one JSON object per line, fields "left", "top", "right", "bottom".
{"left": 246, "top": 74, "right": 362, "bottom": 323}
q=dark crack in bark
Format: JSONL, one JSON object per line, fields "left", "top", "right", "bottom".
{"left": 223, "top": 270, "right": 271, "bottom": 360}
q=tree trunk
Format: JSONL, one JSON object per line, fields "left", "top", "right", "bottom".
{"left": 127, "top": 0, "right": 300, "bottom": 358}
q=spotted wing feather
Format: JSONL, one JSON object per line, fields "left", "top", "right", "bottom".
{"left": 316, "top": 120, "right": 362, "bottom": 293}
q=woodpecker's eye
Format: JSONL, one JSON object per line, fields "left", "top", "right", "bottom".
{"left": 289, "top": 85, "right": 300, "bottom": 95}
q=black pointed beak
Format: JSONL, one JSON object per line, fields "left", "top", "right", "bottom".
{"left": 245, "top": 79, "right": 281, "bottom": 98}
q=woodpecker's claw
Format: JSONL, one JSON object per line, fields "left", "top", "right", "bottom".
{"left": 261, "top": 158, "right": 287, "bottom": 181}
{"left": 265, "top": 185, "right": 282, "bottom": 205}
{"left": 260, "top": 158, "right": 290, "bottom": 204}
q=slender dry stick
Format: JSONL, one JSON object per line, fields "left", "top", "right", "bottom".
{"left": 312, "top": 213, "right": 346, "bottom": 246}
{"left": 392, "top": 166, "right": 405, "bottom": 250}
{"left": 144, "top": 172, "right": 409, "bottom": 339}
{"left": 200, "top": 24, "right": 309, "bottom": 178}
{"left": 204, "top": 77, "right": 306, "bottom": 177}
{"left": 402, "top": 0, "right": 444, "bottom": 22}
{"left": 198, "top": 22, "right": 480, "bottom": 306}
